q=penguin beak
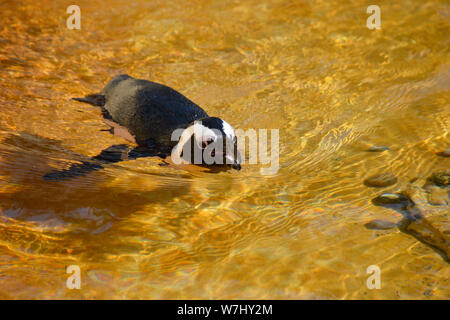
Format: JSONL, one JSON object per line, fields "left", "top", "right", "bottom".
{"left": 225, "top": 138, "right": 241, "bottom": 170}
{"left": 232, "top": 161, "right": 241, "bottom": 170}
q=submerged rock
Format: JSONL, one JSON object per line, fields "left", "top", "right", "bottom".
{"left": 367, "top": 146, "right": 390, "bottom": 152}
{"left": 364, "top": 219, "right": 397, "bottom": 230}
{"left": 397, "top": 216, "right": 450, "bottom": 262}
{"left": 372, "top": 193, "right": 412, "bottom": 207}
{"left": 425, "top": 185, "right": 449, "bottom": 206}
{"left": 430, "top": 171, "right": 450, "bottom": 187}
{"left": 364, "top": 172, "right": 398, "bottom": 188}
{"left": 371, "top": 187, "right": 450, "bottom": 263}
{"left": 436, "top": 148, "right": 450, "bottom": 157}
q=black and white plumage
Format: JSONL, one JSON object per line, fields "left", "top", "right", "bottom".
{"left": 73, "top": 74, "right": 241, "bottom": 170}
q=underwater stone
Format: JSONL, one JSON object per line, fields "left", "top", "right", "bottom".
{"left": 436, "top": 148, "right": 450, "bottom": 157}
{"left": 372, "top": 193, "right": 411, "bottom": 206}
{"left": 364, "top": 219, "right": 397, "bottom": 230}
{"left": 367, "top": 146, "right": 390, "bottom": 152}
{"left": 427, "top": 186, "right": 449, "bottom": 206}
{"left": 430, "top": 171, "right": 450, "bottom": 187}
{"left": 364, "top": 172, "right": 398, "bottom": 188}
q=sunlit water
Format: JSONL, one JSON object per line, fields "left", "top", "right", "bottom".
{"left": 0, "top": 0, "right": 449, "bottom": 299}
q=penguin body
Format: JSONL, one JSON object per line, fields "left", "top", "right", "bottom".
{"left": 73, "top": 75, "right": 241, "bottom": 169}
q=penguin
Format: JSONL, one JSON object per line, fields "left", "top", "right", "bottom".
{"left": 73, "top": 74, "right": 241, "bottom": 170}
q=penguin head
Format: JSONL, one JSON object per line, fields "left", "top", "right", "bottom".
{"left": 173, "top": 117, "right": 241, "bottom": 170}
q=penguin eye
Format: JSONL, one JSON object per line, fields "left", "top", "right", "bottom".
{"left": 202, "top": 138, "right": 214, "bottom": 148}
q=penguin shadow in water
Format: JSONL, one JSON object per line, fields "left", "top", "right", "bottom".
{"left": 1, "top": 131, "right": 181, "bottom": 188}
{"left": 0, "top": 132, "right": 200, "bottom": 256}
{"left": 42, "top": 142, "right": 170, "bottom": 181}
{"left": 371, "top": 192, "right": 450, "bottom": 263}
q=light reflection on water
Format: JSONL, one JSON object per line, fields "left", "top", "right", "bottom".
{"left": 0, "top": 0, "right": 449, "bottom": 299}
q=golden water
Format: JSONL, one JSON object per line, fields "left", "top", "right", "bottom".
{"left": 0, "top": 0, "right": 449, "bottom": 299}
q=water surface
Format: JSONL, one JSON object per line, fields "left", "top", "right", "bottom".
{"left": 0, "top": 0, "right": 449, "bottom": 299}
